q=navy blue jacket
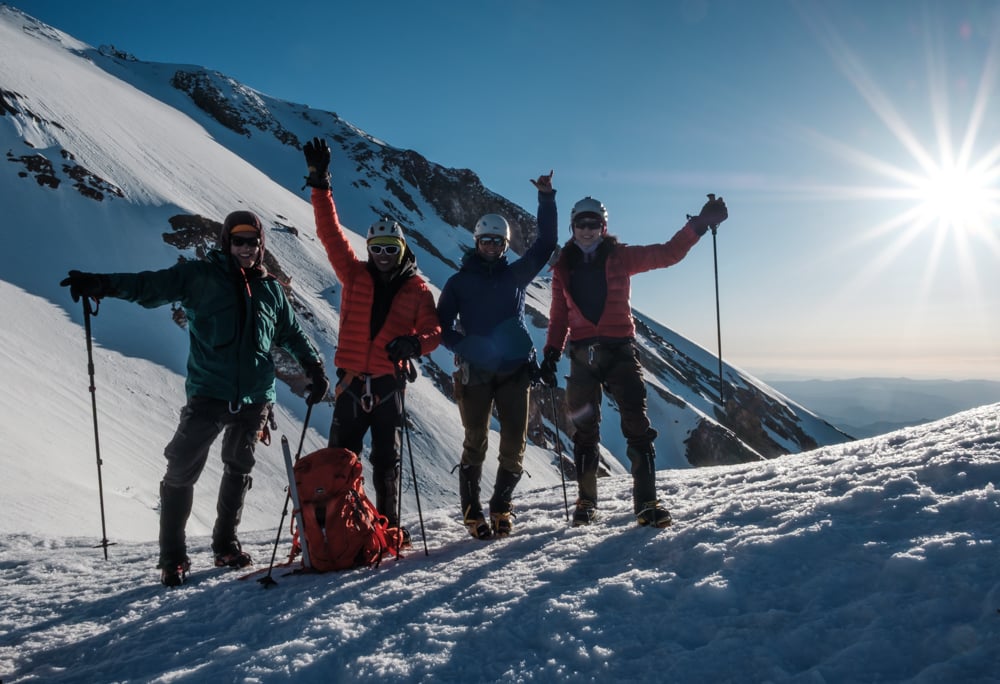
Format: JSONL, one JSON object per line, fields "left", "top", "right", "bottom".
{"left": 437, "top": 191, "right": 557, "bottom": 374}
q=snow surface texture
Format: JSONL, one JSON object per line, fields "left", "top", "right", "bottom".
{"left": 1, "top": 277, "right": 998, "bottom": 681}
{"left": 2, "top": 400, "right": 997, "bottom": 683}
{"left": 1, "top": 281, "right": 997, "bottom": 681}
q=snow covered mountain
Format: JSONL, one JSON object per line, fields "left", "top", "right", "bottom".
{"left": 1, "top": 10, "right": 997, "bottom": 680}
{"left": 1, "top": 5, "right": 849, "bottom": 535}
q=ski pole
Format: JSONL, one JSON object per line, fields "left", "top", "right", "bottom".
{"left": 398, "top": 362, "right": 429, "bottom": 556}
{"left": 259, "top": 403, "right": 312, "bottom": 588}
{"left": 547, "top": 384, "right": 570, "bottom": 522}
{"left": 707, "top": 193, "right": 726, "bottom": 406}
{"left": 82, "top": 296, "right": 114, "bottom": 560}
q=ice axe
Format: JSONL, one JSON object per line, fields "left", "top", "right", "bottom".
{"left": 259, "top": 404, "right": 313, "bottom": 588}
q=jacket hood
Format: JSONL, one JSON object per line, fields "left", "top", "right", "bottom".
{"left": 557, "top": 234, "right": 620, "bottom": 269}
{"left": 461, "top": 250, "right": 510, "bottom": 272}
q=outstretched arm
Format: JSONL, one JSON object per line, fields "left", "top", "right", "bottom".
{"left": 511, "top": 171, "right": 559, "bottom": 285}
{"left": 304, "top": 137, "right": 363, "bottom": 280}
{"left": 622, "top": 194, "right": 729, "bottom": 275}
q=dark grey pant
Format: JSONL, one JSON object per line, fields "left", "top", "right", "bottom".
{"left": 158, "top": 397, "right": 271, "bottom": 565}
{"left": 565, "top": 341, "right": 658, "bottom": 508}
{"left": 328, "top": 373, "right": 404, "bottom": 526}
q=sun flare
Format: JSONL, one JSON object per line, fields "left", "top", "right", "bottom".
{"left": 801, "top": 7, "right": 1000, "bottom": 258}
{"left": 910, "top": 161, "right": 997, "bottom": 234}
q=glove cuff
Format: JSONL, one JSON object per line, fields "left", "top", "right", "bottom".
{"left": 304, "top": 171, "right": 331, "bottom": 190}
{"left": 687, "top": 216, "right": 709, "bottom": 236}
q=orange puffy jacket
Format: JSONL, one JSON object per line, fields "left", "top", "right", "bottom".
{"left": 311, "top": 188, "right": 440, "bottom": 377}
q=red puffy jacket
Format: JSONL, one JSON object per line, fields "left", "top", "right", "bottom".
{"left": 546, "top": 226, "right": 700, "bottom": 352}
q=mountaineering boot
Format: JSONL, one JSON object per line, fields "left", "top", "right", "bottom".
{"left": 213, "top": 540, "right": 253, "bottom": 568}
{"left": 464, "top": 506, "right": 493, "bottom": 540}
{"left": 460, "top": 464, "right": 491, "bottom": 539}
{"left": 636, "top": 501, "right": 673, "bottom": 528}
{"left": 211, "top": 470, "right": 252, "bottom": 561}
{"left": 373, "top": 464, "right": 402, "bottom": 529}
{"left": 158, "top": 481, "right": 194, "bottom": 573}
{"left": 488, "top": 467, "right": 522, "bottom": 537}
{"left": 159, "top": 556, "right": 192, "bottom": 587}
{"left": 574, "top": 448, "right": 600, "bottom": 505}
{"left": 572, "top": 499, "right": 597, "bottom": 527}
{"left": 627, "top": 445, "right": 659, "bottom": 512}
{"left": 490, "top": 510, "right": 515, "bottom": 537}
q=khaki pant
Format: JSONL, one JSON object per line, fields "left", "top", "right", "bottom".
{"left": 456, "top": 364, "right": 531, "bottom": 474}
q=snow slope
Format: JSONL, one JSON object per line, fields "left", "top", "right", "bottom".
{"left": 1, "top": 394, "right": 997, "bottom": 682}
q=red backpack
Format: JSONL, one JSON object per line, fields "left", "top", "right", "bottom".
{"left": 289, "top": 447, "right": 404, "bottom": 572}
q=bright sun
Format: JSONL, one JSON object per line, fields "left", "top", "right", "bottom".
{"left": 802, "top": 8, "right": 1000, "bottom": 255}
{"left": 911, "top": 161, "right": 997, "bottom": 234}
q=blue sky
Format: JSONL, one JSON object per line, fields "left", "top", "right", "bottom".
{"left": 11, "top": 0, "right": 1000, "bottom": 380}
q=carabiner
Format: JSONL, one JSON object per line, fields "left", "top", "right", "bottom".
{"left": 360, "top": 375, "right": 376, "bottom": 413}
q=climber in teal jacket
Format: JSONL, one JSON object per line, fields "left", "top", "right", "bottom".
{"left": 61, "top": 210, "right": 329, "bottom": 587}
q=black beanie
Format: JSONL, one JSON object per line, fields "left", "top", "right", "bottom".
{"left": 220, "top": 210, "right": 263, "bottom": 243}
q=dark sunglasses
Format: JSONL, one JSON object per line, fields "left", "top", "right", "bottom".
{"left": 477, "top": 236, "right": 506, "bottom": 246}
{"left": 572, "top": 218, "right": 605, "bottom": 231}
{"left": 368, "top": 243, "right": 401, "bottom": 256}
{"left": 231, "top": 236, "right": 260, "bottom": 247}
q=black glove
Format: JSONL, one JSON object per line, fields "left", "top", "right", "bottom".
{"left": 59, "top": 270, "right": 113, "bottom": 302}
{"left": 688, "top": 194, "right": 728, "bottom": 236}
{"left": 304, "top": 363, "right": 330, "bottom": 405}
{"left": 539, "top": 346, "right": 561, "bottom": 388}
{"left": 386, "top": 335, "right": 421, "bottom": 362}
{"left": 303, "top": 137, "right": 331, "bottom": 190}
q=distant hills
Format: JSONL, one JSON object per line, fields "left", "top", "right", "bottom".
{"left": 767, "top": 378, "right": 1000, "bottom": 438}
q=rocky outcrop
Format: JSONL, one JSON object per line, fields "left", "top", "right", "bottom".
{"left": 380, "top": 148, "right": 538, "bottom": 254}
{"left": 170, "top": 70, "right": 298, "bottom": 145}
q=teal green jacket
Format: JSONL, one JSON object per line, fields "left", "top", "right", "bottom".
{"left": 107, "top": 251, "right": 322, "bottom": 405}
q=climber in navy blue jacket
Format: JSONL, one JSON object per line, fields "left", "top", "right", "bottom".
{"left": 437, "top": 171, "right": 557, "bottom": 540}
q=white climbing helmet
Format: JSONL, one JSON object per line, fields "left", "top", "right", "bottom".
{"left": 367, "top": 218, "right": 406, "bottom": 242}
{"left": 473, "top": 214, "right": 510, "bottom": 241}
{"left": 570, "top": 196, "right": 608, "bottom": 226}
